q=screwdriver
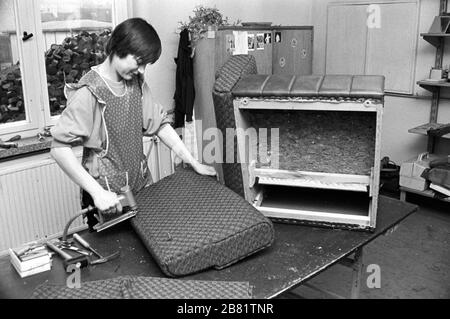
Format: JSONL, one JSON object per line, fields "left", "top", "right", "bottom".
{"left": 72, "top": 233, "right": 102, "bottom": 258}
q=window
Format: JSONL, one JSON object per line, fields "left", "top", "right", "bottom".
{"left": 0, "top": 0, "right": 130, "bottom": 139}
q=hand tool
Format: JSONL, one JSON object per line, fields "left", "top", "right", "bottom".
{"left": 57, "top": 242, "right": 91, "bottom": 256}
{"left": 72, "top": 233, "right": 119, "bottom": 265}
{"left": 62, "top": 185, "right": 138, "bottom": 241}
{"left": 6, "top": 135, "right": 21, "bottom": 142}
{"left": 46, "top": 240, "right": 89, "bottom": 268}
{"left": 93, "top": 184, "right": 138, "bottom": 232}
{"left": 0, "top": 141, "right": 18, "bottom": 149}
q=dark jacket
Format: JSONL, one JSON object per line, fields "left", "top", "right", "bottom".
{"left": 174, "top": 28, "right": 195, "bottom": 128}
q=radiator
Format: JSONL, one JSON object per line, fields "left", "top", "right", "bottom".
{"left": 0, "top": 137, "right": 174, "bottom": 256}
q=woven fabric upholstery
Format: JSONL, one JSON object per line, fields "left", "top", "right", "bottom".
{"left": 31, "top": 276, "right": 252, "bottom": 299}
{"left": 214, "top": 55, "right": 258, "bottom": 93}
{"left": 131, "top": 167, "right": 274, "bottom": 277}
{"left": 212, "top": 55, "right": 258, "bottom": 196}
{"left": 212, "top": 92, "right": 245, "bottom": 196}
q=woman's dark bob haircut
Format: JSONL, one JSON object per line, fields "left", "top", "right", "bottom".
{"left": 106, "top": 18, "right": 162, "bottom": 65}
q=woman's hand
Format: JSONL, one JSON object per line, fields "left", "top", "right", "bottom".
{"left": 91, "top": 189, "right": 123, "bottom": 214}
{"left": 192, "top": 162, "right": 217, "bottom": 177}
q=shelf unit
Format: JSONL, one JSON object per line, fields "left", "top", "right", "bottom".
{"left": 414, "top": 1, "right": 450, "bottom": 153}
{"left": 402, "top": 0, "right": 450, "bottom": 202}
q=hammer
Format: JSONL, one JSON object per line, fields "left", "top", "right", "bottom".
{"left": 72, "top": 233, "right": 119, "bottom": 265}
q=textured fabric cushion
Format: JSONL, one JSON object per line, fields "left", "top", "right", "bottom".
{"left": 232, "top": 74, "right": 385, "bottom": 99}
{"left": 31, "top": 276, "right": 252, "bottom": 299}
{"left": 214, "top": 54, "right": 258, "bottom": 93}
{"left": 212, "top": 55, "right": 258, "bottom": 196}
{"left": 131, "top": 167, "right": 274, "bottom": 277}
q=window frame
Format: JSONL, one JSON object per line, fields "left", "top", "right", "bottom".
{"left": 0, "top": 0, "right": 131, "bottom": 140}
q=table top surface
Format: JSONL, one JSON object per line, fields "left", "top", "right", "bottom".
{"left": 0, "top": 195, "right": 417, "bottom": 299}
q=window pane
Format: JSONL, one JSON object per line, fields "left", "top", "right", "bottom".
{"left": 0, "top": 0, "right": 26, "bottom": 125}
{"left": 39, "top": 0, "right": 113, "bottom": 116}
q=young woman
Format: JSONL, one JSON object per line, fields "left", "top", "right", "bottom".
{"left": 50, "top": 18, "right": 216, "bottom": 229}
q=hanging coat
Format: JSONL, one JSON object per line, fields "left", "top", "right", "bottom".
{"left": 174, "top": 28, "right": 195, "bottom": 128}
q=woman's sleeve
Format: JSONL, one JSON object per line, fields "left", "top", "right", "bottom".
{"left": 51, "top": 86, "right": 97, "bottom": 148}
{"left": 141, "top": 80, "right": 173, "bottom": 137}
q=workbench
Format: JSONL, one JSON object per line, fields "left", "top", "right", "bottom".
{"left": 0, "top": 195, "right": 417, "bottom": 299}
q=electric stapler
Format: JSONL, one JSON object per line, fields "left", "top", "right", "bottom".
{"left": 62, "top": 185, "right": 138, "bottom": 242}
{"left": 93, "top": 185, "right": 138, "bottom": 232}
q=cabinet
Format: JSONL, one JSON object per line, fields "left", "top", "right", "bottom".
{"left": 400, "top": 0, "right": 450, "bottom": 202}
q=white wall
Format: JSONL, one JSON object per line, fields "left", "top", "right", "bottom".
{"left": 132, "top": 0, "right": 312, "bottom": 109}
{"left": 133, "top": 0, "right": 449, "bottom": 164}
{"left": 311, "top": 0, "right": 450, "bottom": 163}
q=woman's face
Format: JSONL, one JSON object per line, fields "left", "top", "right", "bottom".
{"left": 112, "top": 54, "right": 146, "bottom": 81}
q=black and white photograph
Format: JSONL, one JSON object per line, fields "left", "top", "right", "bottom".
{"left": 275, "top": 31, "right": 282, "bottom": 43}
{"left": 256, "top": 33, "right": 265, "bottom": 49}
{"left": 264, "top": 32, "right": 272, "bottom": 44}
{"left": 0, "top": 0, "right": 448, "bottom": 306}
{"left": 247, "top": 33, "right": 255, "bottom": 50}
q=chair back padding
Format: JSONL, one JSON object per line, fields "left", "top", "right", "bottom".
{"left": 212, "top": 55, "right": 258, "bottom": 196}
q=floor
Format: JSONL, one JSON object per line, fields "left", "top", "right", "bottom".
{"left": 282, "top": 192, "right": 450, "bottom": 299}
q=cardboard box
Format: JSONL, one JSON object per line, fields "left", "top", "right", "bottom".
{"left": 399, "top": 153, "right": 439, "bottom": 191}
{"left": 9, "top": 243, "right": 52, "bottom": 277}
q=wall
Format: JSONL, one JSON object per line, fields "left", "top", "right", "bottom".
{"left": 311, "top": 0, "right": 450, "bottom": 162}
{"left": 134, "top": 0, "right": 449, "bottom": 164}
{"left": 132, "top": 0, "right": 312, "bottom": 110}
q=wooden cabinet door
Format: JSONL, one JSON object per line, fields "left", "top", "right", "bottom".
{"left": 273, "top": 29, "right": 313, "bottom": 75}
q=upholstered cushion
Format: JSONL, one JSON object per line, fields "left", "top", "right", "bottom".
{"left": 32, "top": 276, "right": 252, "bottom": 299}
{"left": 131, "top": 167, "right": 274, "bottom": 277}
{"left": 290, "top": 75, "right": 324, "bottom": 96}
{"left": 213, "top": 55, "right": 258, "bottom": 196}
{"left": 214, "top": 54, "right": 258, "bottom": 93}
{"left": 232, "top": 74, "right": 385, "bottom": 98}
{"left": 231, "top": 74, "right": 270, "bottom": 97}
{"left": 350, "top": 75, "right": 386, "bottom": 98}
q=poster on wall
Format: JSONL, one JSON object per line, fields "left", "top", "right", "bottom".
{"left": 275, "top": 31, "right": 282, "bottom": 43}
{"left": 232, "top": 31, "right": 248, "bottom": 55}
{"left": 256, "top": 33, "right": 264, "bottom": 50}
{"left": 247, "top": 33, "right": 255, "bottom": 51}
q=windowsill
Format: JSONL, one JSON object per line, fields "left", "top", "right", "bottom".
{"left": 0, "top": 136, "right": 53, "bottom": 161}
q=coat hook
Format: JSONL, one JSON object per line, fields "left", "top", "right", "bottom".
{"left": 22, "top": 31, "right": 33, "bottom": 41}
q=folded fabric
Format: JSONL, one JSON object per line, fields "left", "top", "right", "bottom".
{"left": 31, "top": 276, "right": 252, "bottom": 299}
{"left": 131, "top": 167, "right": 274, "bottom": 277}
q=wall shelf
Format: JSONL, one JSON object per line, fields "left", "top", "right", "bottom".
{"left": 401, "top": 0, "right": 450, "bottom": 203}
{"left": 417, "top": 80, "right": 450, "bottom": 92}
{"left": 400, "top": 186, "right": 450, "bottom": 203}
{"left": 408, "top": 122, "right": 450, "bottom": 139}
{"left": 420, "top": 33, "right": 450, "bottom": 47}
